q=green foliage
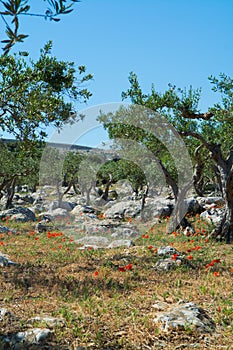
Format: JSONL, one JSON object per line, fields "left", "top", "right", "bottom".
{"left": 98, "top": 104, "right": 179, "bottom": 185}
{"left": 39, "top": 146, "right": 65, "bottom": 186}
{"left": 63, "top": 150, "right": 84, "bottom": 184}
{"left": 0, "top": 0, "right": 80, "bottom": 53}
{"left": 97, "top": 159, "right": 147, "bottom": 192}
{"left": 0, "top": 41, "right": 92, "bottom": 142}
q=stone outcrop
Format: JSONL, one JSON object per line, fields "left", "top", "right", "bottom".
{"left": 153, "top": 301, "right": 216, "bottom": 333}
{"left": 0, "top": 207, "right": 36, "bottom": 222}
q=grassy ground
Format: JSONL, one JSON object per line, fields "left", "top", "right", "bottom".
{"left": 0, "top": 215, "right": 232, "bottom": 349}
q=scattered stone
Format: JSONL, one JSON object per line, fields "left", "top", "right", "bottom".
{"left": 153, "top": 301, "right": 215, "bottom": 333}
{"left": 78, "top": 244, "right": 99, "bottom": 250}
{"left": 0, "top": 225, "right": 16, "bottom": 234}
{"left": 0, "top": 308, "right": 15, "bottom": 321}
{"left": 157, "top": 246, "right": 181, "bottom": 257}
{"left": 200, "top": 207, "right": 224, "bottom": 224}
{"left": 75, "top": 236, "right": 109, "bottom": 247}
{"left": 152, "top": 302, "right": 171, "bottom": 311}
{"left": 0, "top": 252, "right": 18, "bottom": 267}
{"left": 39, "top": 208, "right": 70, "bottom": 222}
{"left": 7, "top": 328, "right": 52, "bottom": 346}
{"left": 27, "top": 316, "right": 65, "bottom": 328}
{"left": 104, "top": 200, "right": 141, "bottom": 219}
{"left": 154, "top": 257, "right": 183, "bottom": 271}
{"left": 14, "top": 194, "right": 34, "bottom": 205}
{"left": 49, "top": 200, "right": 76, "bottom": 212}
{"left": 35, "top": 220, "right": 54, "bottom": 233}
{"left": 184, "top": 197, "right": 201, "bottom": 214}
{"left": 197, "top": 196, "right": 225, "bottom": 206}
{"left": 107, "top": 239, "right": 135, "bottom": 249}
{"left": 183, "top": 226, "right": 195, "bottom": 236}
{"left": 0, "top": 207, "right": 36, "bottom": 222}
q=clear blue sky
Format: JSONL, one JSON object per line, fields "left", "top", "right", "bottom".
{"left": 4, "top": 0, "right": 233, "bottom": 146}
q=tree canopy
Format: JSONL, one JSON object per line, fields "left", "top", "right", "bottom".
{"left": 0, "top": 41, "right": 92, "bottom": 142}
{"left": 100, "top": 72, "right": 233, "bottom": 242}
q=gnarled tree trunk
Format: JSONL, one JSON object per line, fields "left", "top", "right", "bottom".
{"left": 210, "top": 165, "right": 233, "bottom": 243}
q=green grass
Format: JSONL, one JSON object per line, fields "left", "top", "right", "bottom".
{"left": 0, "top": 215, "right": 232, "bottom": 349}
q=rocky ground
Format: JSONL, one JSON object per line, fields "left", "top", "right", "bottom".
{"left": 0, "top": 185, "right": 232, "bottom": 349}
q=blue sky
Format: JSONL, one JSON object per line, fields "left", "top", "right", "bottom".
{"left": 3, "top": 0, "right": 233, "bottom": 146}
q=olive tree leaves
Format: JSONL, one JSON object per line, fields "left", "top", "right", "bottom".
{"left": 0, "top": 0, "right": 79, "bottom": 54}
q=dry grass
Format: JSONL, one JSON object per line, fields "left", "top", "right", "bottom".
{"left": 0, "top": 215, "right": 232, "bottom": 349}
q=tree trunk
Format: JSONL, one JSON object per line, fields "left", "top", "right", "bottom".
{"left": 4, "top": 177, "right": 17, "bottom": 209}
{"left": 56, "top": 181, "right": 63, "bottom": 207}
{"left": 210, "top": 165, "right": 233, "bottom": 243}
{"left": 140, "top": 184, "right": 149, "bottom": 221}
{"left": 193, "top": 144, "right": 205, "bottom": 196}
{"left": 101, "top": 174, "right": 113, "bottom": 201}
{"left": 0, "top": 178, "right": 8, "bottom": 200}
{"left": 168, "top": 181, "right": 193, "bottom": 232}
{"left": 158, "top": 159, "right": 192, "bottom": 230}
{"left": 31, "top": 183, "right": 37, "bottom": 193}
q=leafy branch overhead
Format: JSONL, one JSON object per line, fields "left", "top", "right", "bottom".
{"left": 0, "top": 0, "right": 80, "bottom": 54}
{"left": 0, "top": 41, "right": 92, "bottom": 142}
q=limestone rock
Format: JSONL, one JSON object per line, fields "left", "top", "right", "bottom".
{"left": 11, "top": 328, "right": 52, "bottom": 345}
{"left": 157, "top": 246, "right": 181, "bottom": 257}
{"left": 0, "top": 207, "right": 36, "bottom": 222}
{"left": 0, "top": 308, "right": 15, "bottom": 321}
{"left": 0, "top": 225, "right": 16, "bottom": 234}
{"left": 27, "top": 316, "right": 65, "bottom": 328}
{"left": 107, "top": 239, "right": 135, "bottom": 249}
{"left": 200, "top": 207, "right": 224, "bottom": 224}
{"left": 0, "top": 252, "right": 18, "bottom": 267}
{"left": 75, "top": 235, "right": 109, "bottom": 248}
{"left": 49, "top": 200, "right": 76, "bottom": 212}
{"left": 104, "top": 200, "right": 141, "bottom": 219}
{"left": 197, "top": 196, "right": 225, "bottom": 206}
{"left": 154, "top": 257, "right": 183, "bottom": 271}
{"left": 153, "top": 301, "right": 215, "bottom": 333}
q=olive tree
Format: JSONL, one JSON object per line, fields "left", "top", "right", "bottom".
{"left": 118, "top": 72, "right": 233, "bottom": 242}
{"left": 0, "top": 0, "right": 79, "bottom": 54}
{"left": 0, "top": 41, "right": 92, "bottom": 205}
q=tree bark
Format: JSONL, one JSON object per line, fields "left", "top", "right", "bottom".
{"left": 193, "top": 145, "right": 205, "bottom": 196}
{"left": 157, "top": 159, "right": 192, "bottom": 230}
{"left": 210, "top": 166, "right": 233, "bottom": 242}
{"left": 4, "top": 176, "right": 17, "bottom": 209}
{"left": 181, "top": 131, "right": 233, "bottom": 243}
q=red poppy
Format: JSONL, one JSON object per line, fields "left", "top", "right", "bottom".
{"left": 125, "top": 263, "right": 133, "bottom": 270}
{"left": 94, "top": 271, "right": 99, "bottom": 276}
{"left": 172, "top": 253, "right": 179, "bottom": 260}
{"left": 205, "top": 262, "right": 215, "bottom": 268}
{"left": 118, "top": 267, "right": 126, "bottom": 272}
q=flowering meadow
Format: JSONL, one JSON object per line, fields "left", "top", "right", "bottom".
{"left": 0, "top": 214, "right": 232, "bottom": 349}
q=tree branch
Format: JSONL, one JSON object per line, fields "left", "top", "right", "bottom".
{"left": 179, "top": 110, "right": 214, "bottom": 120}
{"left": 180, "top": 131, "right": 227, "bottom": 171}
